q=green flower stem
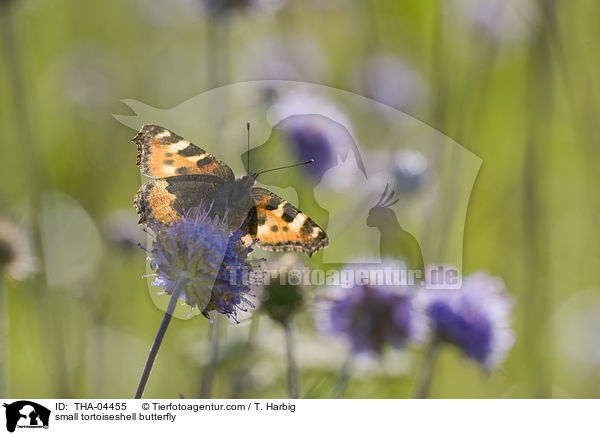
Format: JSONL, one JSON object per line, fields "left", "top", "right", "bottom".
{"left": 0, "top": 276, "right": 6, "bottom": 397}
{"left": 199, "top": 317, "right": 221, "bottom": 398}
{"left": 134, "top": 278, "right": 186, "bottom": 399}
{"left": 332, "top": 353, "right": 353, "bottom": 399}
{"left": 414, "top": 338, "right": 441, "bottom": 399}
{"left": 283, "top": 320, "right": 299, "bottom": 399}
{"left": 231, "top": 314, "right": 259, "bottom": 398}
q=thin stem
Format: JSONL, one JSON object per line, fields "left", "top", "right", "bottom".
{"left": 231, "top": 314, "right": 259, "bottom": 398}
{"left": 91, "top": 311, "right": 107, "bottom": 397}
{"left": 283, "top": 320, "right": 299, "bottom": 399}
{"left": 206, "top": 20, "right": 218, "bottom": 90}
{"left": 1, "top": 3, "right": 44, "bottom": 259}
{"left": 332, "top": 353, "right": 354, "bottom": 399}
{"left": 414, "top": 338, "right": 441, "bottom": 399}
{"left": 199, "top": 318, "right": 221, "bottom": 398}
{"left": 134, "top": 279, "right": 185, "bottom": 399}
{"left": 2, "top": 3, "right": 58, "bottom": 396}
{"left": 520, "top": 1, "right": 554, "bottom": 398}
{"left": 0, "top": 277, "right": 6, "bottom": 396}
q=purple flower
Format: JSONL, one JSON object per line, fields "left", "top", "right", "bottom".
{"left": 141, "top": 208, "right": 261, "bottom": 323}
{"left": 453, "top": 0, "right": 539, "bottom": 44}
{"left": 425, "top": 273, "right": 514, "bottom": 369}
{"left": 0, "top": 218, "right": 37, "bottom": 280}
{"left": 285, "top": 119, "right": 335, "bottom": 181}
{"left": 192, "top": 0, "right": 284, "bottom": 17}
{"left": 318, "top": 268, "right": 425, "bottom": 355}
{"left": 272, "top": 113, "right": 366, "bottom": 184}
{"left": 391, "top": 149, "right": 430, "bottom": 194}
{"left": 266, "top": 92, "right": 367, "bottom": 184}
{"left": 200, "top": 0, "right": 254, "bottom": 15}
{"left": 359, "top": 53, "right": 427, "bottom": 112}
{"left": 102, "top": 209, "right": 146, "bottom": 250}
{"left": 235, "top": 35, "right": 327, "bottom": 82}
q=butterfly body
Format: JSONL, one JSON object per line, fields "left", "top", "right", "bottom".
{"left": 132, "top": 125, "right": 328, "bottom": 257}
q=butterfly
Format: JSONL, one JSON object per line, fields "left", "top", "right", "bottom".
{"left": 132, "top": 124, "right": 329, "bottom": 257}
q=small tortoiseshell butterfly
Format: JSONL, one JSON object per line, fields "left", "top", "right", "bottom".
{"left": 132, "top": 124, "right": 329, "bottom": 257}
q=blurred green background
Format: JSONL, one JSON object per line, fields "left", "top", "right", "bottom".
{"left": 1, "top": 0, "right": 599, "bottom": 398}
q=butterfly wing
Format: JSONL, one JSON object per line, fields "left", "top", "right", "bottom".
{"left": 133, "top": 124, "right": 234, "bottom": 181}
{"left": 134, "top": 176, "right": 226, "bottom": 225}
{"left": 242, "top": 187, "right": 328, "bottom": 257}
{"left": 132, "top": 124, "right": 235, "bottom": 226}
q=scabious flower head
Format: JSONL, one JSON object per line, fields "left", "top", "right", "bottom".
{"left": 424, "top": 272, "right": 515, "bottom": 370}
{"left": 142, "top": 208, "right": 261, "bottom": 323}
{"left": 317, "top": 264, "right": 426, "bottom": 355}
{"left": 0, "top": 218, "right": 37, "bottom": 280}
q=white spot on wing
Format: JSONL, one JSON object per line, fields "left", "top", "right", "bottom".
{"left": 272, "top": 202, "right": 286, "bottom": 218}
{"left": 187, "top": 154, "right": 207, "bottom": 163}
{"left": 168, "top": 140, "right": 190, "bottom": 151}
{"left": 291, "top": 214, "right": 306, "bottom": 228}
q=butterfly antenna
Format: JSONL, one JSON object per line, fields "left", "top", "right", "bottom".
{"left": 246, "top": 121, "right": 251, "bottom": 175}
{"left": 254, "top": 159, "right": 314, "bottom": 178}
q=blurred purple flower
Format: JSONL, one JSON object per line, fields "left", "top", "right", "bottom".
{"left": 200, "top": 0, "right": 253, "bottom": 15}
{"left": 285, "top": 118, "right": 335, "bottom": 181}
{"left": 61, "top": 44, "right": 118, "bottom": 116}
{"left": 454, "top": 0, "right": 539, "bottom": 44}
{"left": 425, "top": 272, "right": 514, "bottom": 369}
{"left": 0, "top": 218, "right": 37, "bottom": 280}
{"left": 268, "top": 111, "right": 365, "bottom": 184}
{"left": 265, "top": 90, "right": 368, "bottom": 186}
{"left": 368, "top": 148, "right": 431, "bottom": 199}
{"left": 102, "top": 210, "right": 146, "bottom": 250}
{"left": 191, "top": 0, "right": 284, "bottom": 17}
{"left": 141, "top": 208, "right": 260, "bottom": 323}
{"left": 236, "top": 35, "right": 327, "bottom": 82}
{"left": 318, "top": 267, "right": 426, "bottom": 355}
{"left": 391, "top": 149, "right": 430, "bottom": 194}
{"left": 357, "top": 53, "right": 427, "bottom": 112}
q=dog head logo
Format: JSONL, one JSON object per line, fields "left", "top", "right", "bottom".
{"left": 3, "top": 401, "right": 50, "bottom": 432}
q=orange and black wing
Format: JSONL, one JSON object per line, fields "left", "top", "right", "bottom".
{"left": 134, "top": 176, "right": 225, "bottom": 226}
{"left": 241, "top": 187, "right": 328, "bottom": 257}
{"left": 132, "top": 124, "right": 233, "bottom": 226}
{"left": 133, "top": 124, "right": 234, "bottom": 181}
